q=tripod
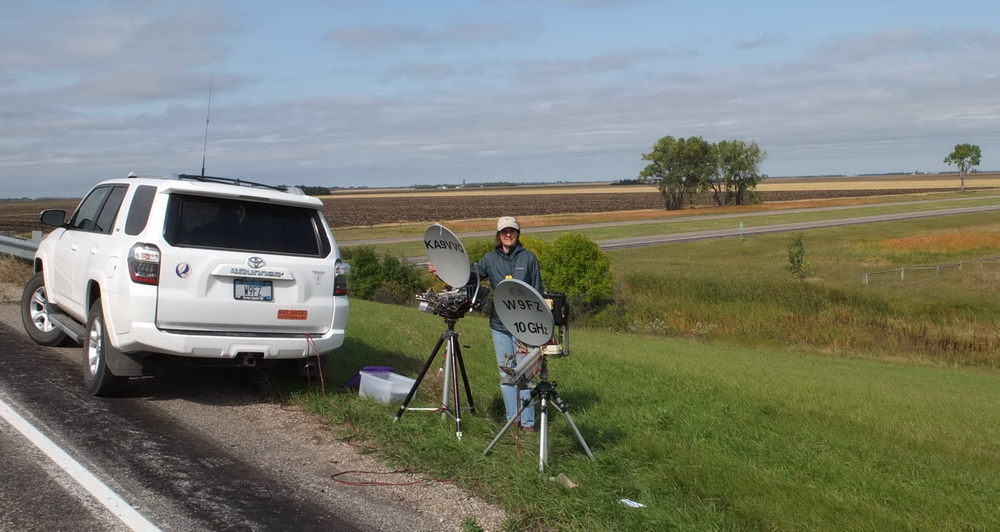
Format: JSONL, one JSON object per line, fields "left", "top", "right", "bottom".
{"left": 394, "top": 314, "right": 476, "bottom": 439}
{"left": 484, "top": 355, "right": 594, "bottom": 471}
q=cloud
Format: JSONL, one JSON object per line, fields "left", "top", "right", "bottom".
{"left": 734, "top": 34, "right": 782, "bottom": 51}
{"left": 512, "top": 47, "right": 697, "bottom": 78}
{"left": 3, "top": 2, "right": 1000, "bottom": 198}
{"left": 327, "top": 21, "right": 525, "bottom": 52}
{"left": 0, "top": 1, "right": 234, "bottom": 105}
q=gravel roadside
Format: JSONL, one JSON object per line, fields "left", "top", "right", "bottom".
{"left": 0, "top": 283, "right": 507, "bottom": 531}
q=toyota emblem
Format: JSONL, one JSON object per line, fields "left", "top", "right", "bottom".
{"left": 247, "top": 256, "right": 266, "bottom": 269}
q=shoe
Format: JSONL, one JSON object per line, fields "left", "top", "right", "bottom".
{"left": 520, "top": 425, "right": 535, "bottom": 434}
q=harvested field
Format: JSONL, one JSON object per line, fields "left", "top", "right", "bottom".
{"left": 0, "top": 198, "right": 81, "bottom": 235}
{"left": 320, "top": 188, "right": 979, "bottom": 228}
{"left": 319, "top": 172, "right": 1000, "bottom": 227}
{"left": 3, "top": 173, "right": 999, "bottom": 233}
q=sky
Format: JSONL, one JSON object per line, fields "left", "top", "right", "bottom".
{"left": 2, "top": 0, "right": 999, "bottom": 199}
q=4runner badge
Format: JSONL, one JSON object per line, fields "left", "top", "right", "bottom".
{"left": 247, "top": 256, "right": 266, "bottom": 269}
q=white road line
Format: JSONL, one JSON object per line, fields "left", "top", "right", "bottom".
{"left": 0, "top": 396, "right": 162, "bottom": 532}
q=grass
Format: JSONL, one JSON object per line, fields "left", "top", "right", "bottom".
{"left": 278, "top": 299, "right": 1000, "bottom": 530}
{"left": 607, "top": 210, "right": 1000, "bottom": 368}
{"left": 0, "top": 255, "right": 32, "bottom": 284}
{"left": 269, "top": 202, "right": 1000, "bottom": 529}
{"left": 337, "top": 192, "right": 1000, "bottom": 259}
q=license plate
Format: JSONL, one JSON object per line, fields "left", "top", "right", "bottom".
{"left": 234, "top": 279, "right": 273, "bottom": 301}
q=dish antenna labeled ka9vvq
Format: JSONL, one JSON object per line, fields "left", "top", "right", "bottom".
{"left": 423, "top": 223, "right": 471, "bottom": 288}
{"left": 395, "top": 224, "right": 488, "bottom": 440}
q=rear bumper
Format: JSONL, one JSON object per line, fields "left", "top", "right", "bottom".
{"left": 112, "top": 322, "right": 346, "bottom": 359}
{"left": 102, "top": 290, "right": 348, "bottom": 359}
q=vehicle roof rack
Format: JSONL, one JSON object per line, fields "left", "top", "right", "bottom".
{"left": 177, "top": 174, "right": 289, "bottom": 192}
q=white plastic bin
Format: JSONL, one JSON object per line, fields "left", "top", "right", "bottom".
{"left": 358, "top": 371, "right": 415, "bottom": 404}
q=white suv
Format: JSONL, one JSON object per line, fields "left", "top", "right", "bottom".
{"left": 21, "top": 174, "right": 350, "bottom": 396}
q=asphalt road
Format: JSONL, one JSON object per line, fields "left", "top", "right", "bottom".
{"left": 594, "top": 203, "right": 1000, "bottom": 250}
{"left": 0, "top": 303, "right": 501, "bottom": 531}
{"left": 337, "top": 195, "right": 1000, "bottom": 256}
{"left": 0, "top": 316, "right": 368, "bottom": 531}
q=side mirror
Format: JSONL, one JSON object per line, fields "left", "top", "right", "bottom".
{"left": 39, "top": 209, "right": 67, "bottom": 227}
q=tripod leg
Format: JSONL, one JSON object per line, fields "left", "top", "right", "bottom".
{"left": 538, "top": 393, "right": 549, "bottom": 472}
{"left": 548, "top": 390, "right": 595, "bottom": 460}
{"left": 394, "top": 331, "right": 447, "bottom": 422}
{"left": 448, "top": 334, "right": 463, "bottom": 440}
{"left": 484, "top": 387, "right": 539, "bottom": 456}
{"left": 452, "top": 341, "right": 477, "bottom": 414}
{"left": 439, "top": 340, "right": 453, "bottom": 419}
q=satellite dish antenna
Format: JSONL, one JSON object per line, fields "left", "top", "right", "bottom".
{"left": 493, "top": 279, "right": 554, "bottom": 347}
{"left": 423, "top": 224, "right": 471, "bottom": 288}
{"left": 486, "top": 279, "right": 595, "bottom": 470}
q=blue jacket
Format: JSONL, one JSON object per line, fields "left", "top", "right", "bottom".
{"left": 475, "top": 244, "right": 544, "bottom": 333}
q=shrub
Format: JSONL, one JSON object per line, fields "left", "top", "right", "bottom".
{"left": 342, "top": 246, "right": 432, "bottom": 304}
{"left": 541, "top": 233, "right": 614, "bottom": 317}
{"left": 465, "top": 239, "right": 494, "bottom": 267}
{"left": 787, "top": 233, "right": 813, "bottom": 280}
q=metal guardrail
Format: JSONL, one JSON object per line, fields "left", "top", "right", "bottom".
{"left": 0, "top": 232, "right": 42, "bottom": 260}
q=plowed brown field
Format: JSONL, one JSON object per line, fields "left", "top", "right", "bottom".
{"left": 3, "top": 173, "right": 998, "bottom": 234}
{"left": 319, "top": 187, "right": 972, "bottom": 228}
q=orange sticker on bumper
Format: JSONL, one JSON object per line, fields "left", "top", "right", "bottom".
{"left": 277, "top": 309, "right": 308, "bottom": 320}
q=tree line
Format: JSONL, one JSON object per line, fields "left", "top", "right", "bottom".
{"left": 638, "top": 136, "right": 767, "bottom": 210}
{"left": 639, "top": 138, "right": 987, "bottom": 210}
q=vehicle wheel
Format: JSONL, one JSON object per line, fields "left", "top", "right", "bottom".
{"left": 20, "top": 272, "right": 69, "bottom": 346}
{"left": 83, "top": 300, "right": 129, "bottom": 397}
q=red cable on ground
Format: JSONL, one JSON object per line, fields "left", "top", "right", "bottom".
{"left": 296, "top": 335, "right": 473, "bottom": 489}
{"left": 305, "top": 334, "right": 327, "bottom": 394}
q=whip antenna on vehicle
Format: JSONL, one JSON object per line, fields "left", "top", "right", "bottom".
{"left": 201, "top": 70, "right": 214, "bottom": 177}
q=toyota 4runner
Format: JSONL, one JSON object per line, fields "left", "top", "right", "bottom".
{"left": 21, "top": 174, "right": 350, "bottom": 396}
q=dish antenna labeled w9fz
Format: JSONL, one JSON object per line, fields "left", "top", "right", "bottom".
{"left": 484, "top": 279, "right": 594, "bottom": 471}
{"left": 200, "top": 70, "right": 214, "bottom": 177}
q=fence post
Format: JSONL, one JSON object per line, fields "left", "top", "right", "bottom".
{"left": 900, "top": 268, "right": 905, "bottom": 280}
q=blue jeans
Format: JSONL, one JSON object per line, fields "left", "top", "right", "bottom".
{"left": 491, "top": 329, "right": 535, "bottom": 428}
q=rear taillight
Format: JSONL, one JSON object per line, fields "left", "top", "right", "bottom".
{"left": 128, "top": 243, "right": 161, "bottom": 285}
{"left": 334, "top": 259, "right": 349, "bottom": 296}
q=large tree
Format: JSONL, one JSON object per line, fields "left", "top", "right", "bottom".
{"left": 712, "top": 139, "right": 767, "bottom": 206}
{"left": 943, "top": 143, "right": 982, "bottom": 192}
{"left": 639, "top": 136, "right": 715, "bottom": 210}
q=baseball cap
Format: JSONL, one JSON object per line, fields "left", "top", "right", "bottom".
{"left": 496, "top": 216, "right": 520, "bottom": 232}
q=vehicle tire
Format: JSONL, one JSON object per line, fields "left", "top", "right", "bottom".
{"left": 20, "top": 272, "right": 69, "bottom": 346}
{"left": 83, "top": 300, "right": 129, "bottom": 397}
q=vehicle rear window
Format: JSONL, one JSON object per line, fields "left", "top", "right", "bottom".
{"left": 163, "top": 194, "right": 331, "bottom": 256}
